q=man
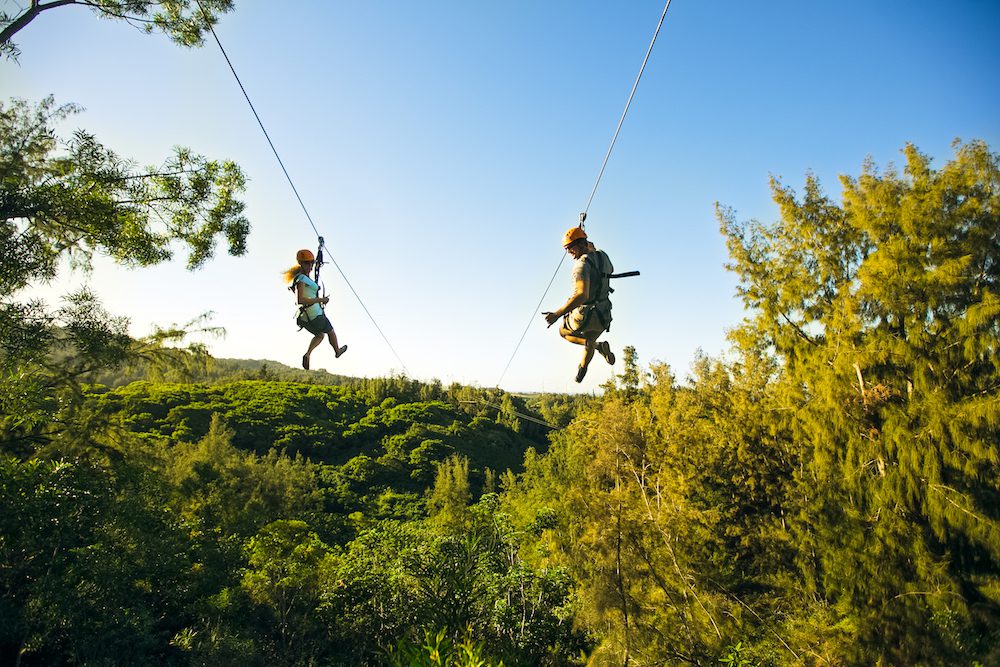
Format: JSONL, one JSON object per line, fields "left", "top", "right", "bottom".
{"left": 543, "top": 227, "right": 616, "bottom": 382}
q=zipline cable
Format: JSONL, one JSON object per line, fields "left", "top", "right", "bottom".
{"left": 582, "top": 0, "right": 673, "bottom": 221}
{"left": 459, "top": 400, "right": 558, "bottom": 431}
{"left": 495, "top": 0, "right": 673, "bottom": 388}
{"left": 193, "top": 1, "right": 408, "bottom": 374}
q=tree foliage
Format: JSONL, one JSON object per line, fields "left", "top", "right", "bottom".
{"left": 0, "top": 94, "right": 248, "bottom": 457}
{"left": 1, "top": 96, "right": 248, "bottom": 278}
{"left": 0, "top": 0, "right": 234, "bottom": 61}
{"left": 719, "top": 139, "right": 999, "bottom": 664}
{"left": 0, "top": 455, "right": 198, "bottom": 665}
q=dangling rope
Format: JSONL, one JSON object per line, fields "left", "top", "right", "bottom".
{"left": 496, "top": 256, "right": 569, "bottom": 388}
{"left": 193, "top": 0, "right": 408, "bottom": 374}
{"left": 495, "top": 0, "right": 673, "bottom": 388}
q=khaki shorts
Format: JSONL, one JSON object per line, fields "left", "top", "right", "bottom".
{"left": 562, "top": 304, "right": 610, "bottom": 338}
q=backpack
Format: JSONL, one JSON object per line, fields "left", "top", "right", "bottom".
{"left": 582, "top": 250, "right": 614, "bottom": 330}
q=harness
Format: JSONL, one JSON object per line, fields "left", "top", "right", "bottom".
{"left": 561, "top": 249, "right": 639, "bottom": 335}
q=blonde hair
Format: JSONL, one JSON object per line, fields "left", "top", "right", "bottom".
{"left": 283, "top": 264, "right": 306, "bottom": 284}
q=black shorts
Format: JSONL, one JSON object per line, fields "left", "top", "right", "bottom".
{"left": 302, "top": 314, "right": 333, "bottom": 335}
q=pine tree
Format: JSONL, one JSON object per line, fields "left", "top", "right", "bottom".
{"left": 719, "top": 140, "right": 1000, "bottom": 664}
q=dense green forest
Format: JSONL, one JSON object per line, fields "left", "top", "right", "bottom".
{"left": 4, "top": 128, "right": 998, "bottom": 664}
{"left": 2, "top": 371, "right": 590, "bottom": 665}
{"left": 2, "top": 5, "right": 998, "bottom": 663}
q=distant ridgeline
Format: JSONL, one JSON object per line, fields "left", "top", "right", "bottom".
{"left": 87, "top": 355, "right": 358, "bottom": 388}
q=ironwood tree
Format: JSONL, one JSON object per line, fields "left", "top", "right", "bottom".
{"left": 719, "top": 139, "right": 1000, "bottom": 664}
{"left": 1, "top": 0, "right": 234, "bottom": 60}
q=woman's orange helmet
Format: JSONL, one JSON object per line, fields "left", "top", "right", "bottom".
{"left": 562, "top": 226, "right": 587, "bottom": 248}
{"left": 296, "top": 249, "right": 315, "bottom": 263}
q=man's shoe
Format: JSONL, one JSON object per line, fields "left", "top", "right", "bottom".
{"left": 302, "top": 355, "right": 310, "bottom": 370}
{"left": 575, "top": 365, "right": 588, "bottom": 383}
{"left": 597, "top": 341, "right": 615, "bottom": 365}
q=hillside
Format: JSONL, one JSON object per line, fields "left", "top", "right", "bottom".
{"left": 88, "top": 378, "right": 545, "bottom": 519}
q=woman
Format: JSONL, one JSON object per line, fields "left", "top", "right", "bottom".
{"left": 284, "top": 248, "right": 347, "bottom": 369}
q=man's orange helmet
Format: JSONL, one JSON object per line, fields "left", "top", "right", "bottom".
{"left": 296, "top": 249, "right": 315, "bottom": 263}
{"left": 562, "top": 227, "right": 587, "bottom": 248}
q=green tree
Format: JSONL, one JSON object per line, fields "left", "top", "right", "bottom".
{"left": 241, "top": 519, "right": 334, "bottom": 664}
{"left": 320, "top": 522, "right": 424, "bottom": 663}
{"left": 320, "top": 495, "right": 587, "bottom": 665}
{"left": 387, "top": 628, "right": 506, "bottom": 667}
{"left": 502, "top": 348, "right": 809, "bottom": 665}
{"left": 163, "top": 414, "right": 323, "bottom": 537}
{"left": 427, "top": 455, "right": 472, "bottom": 531}
{"left": 0, "top": 455, "right": 197, "bottom": 666}
{"left": 529, "top": 392, "right": 592, "bottom": 429}
{"left": 1, "top": 0, "right": 234, "bottom": 61}
{"left": 2, "top": 96, "right": 248, "bottom": 280}
{"left": 719, "top": 140, "right": 1000, "bottom": 664}
{"left": 1, "top": 95, "right": 248, "bottom": 454}
{"left": 613, "top": 344, "right": 642, "bottom": 401}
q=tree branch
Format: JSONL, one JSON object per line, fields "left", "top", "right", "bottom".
{"left": 781, "top": 311, "right": 819, "bottom": 346}
{"left": 79, "top": 0, "right": 159, "bottom": 25}
{"left": 1, "top": 0, "right": 79, "bottom": 46}
{"left": 106, "top": 167, "right": 208, "bottom": 181}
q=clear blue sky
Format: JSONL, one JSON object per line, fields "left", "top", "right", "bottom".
{"left": 4, "top": 0, "right": 999, "bottom": 393}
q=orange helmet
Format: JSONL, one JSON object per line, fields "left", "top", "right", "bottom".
{"left": 296, "top": 249, "right": 315, "bottom": 263}
{"left": 562, "top": 226, "right": 587, "bottom": 248}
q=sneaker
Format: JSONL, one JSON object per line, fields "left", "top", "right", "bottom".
{"left": 597, "top": 341, "right": 615, "bottom": 365}
{"left": 302, "top": 355, "right": 310, "bottom": 370}
{"left": 575, "top": 365, "right": 588, "bottom": 383}
{"left": 335, "top": 345, "right": 348, "bottom": 358}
